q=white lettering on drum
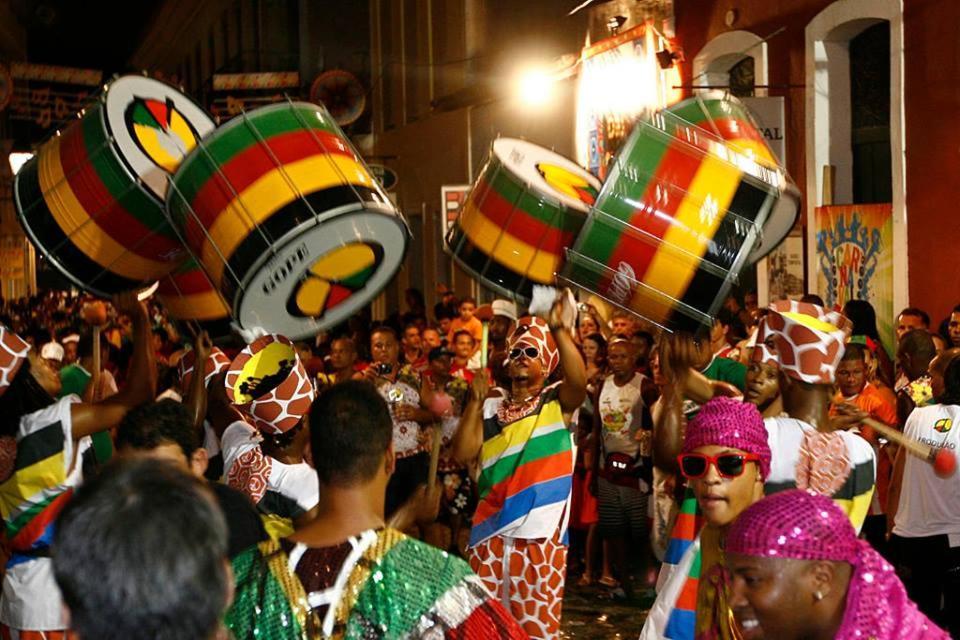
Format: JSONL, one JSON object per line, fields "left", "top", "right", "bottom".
{"left": 261, "top": 242, "right": 310, "bottom": 295}
{"left": 608, "top": 261, "right": 636, "bottom": 305}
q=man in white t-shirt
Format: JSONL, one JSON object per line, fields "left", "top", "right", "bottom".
{"left": 889, "top": 352, "right": 960, "bottom": 636}
{"left": 593, "top": 339, "right": 651, "bottom": 598}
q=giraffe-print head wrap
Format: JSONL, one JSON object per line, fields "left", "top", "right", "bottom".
{"left": 0, "top": 325, "right": 30, "bottom": 398}
{"left": 754, "top": 300, "right": 851, "bottom": 385}
{"left": 508, "top": 316, "right": 559, "bottom": 376}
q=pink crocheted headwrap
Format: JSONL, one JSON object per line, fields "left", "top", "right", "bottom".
{"left": 681, "top": 396, "right": 771, "bottom": 480}
{"left": 727, "top": 490, "right": 949, "bottom": 640}
{"left": 508, "top": 316, "right": 559, "bottom": 376}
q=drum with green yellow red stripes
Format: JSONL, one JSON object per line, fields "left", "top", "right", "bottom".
{"left": 561, "top": 92, "right": 800, "bottom": 333}
{"left": 13, "top": 75, "right": 215, "bottom": 297}
{"left": 445, "top": 138, "right": 600, "bottom": 300}
{"left": 156, "top": 258, "right": 233, "bottom": 337}
{"left": 166, "top": 101, "right": 408, "bottom": 340}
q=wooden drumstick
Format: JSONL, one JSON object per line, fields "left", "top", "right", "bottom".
{"left": 862, "top": 417, "right": 957, "bottom": 478}
{"left": 428, "top": 423, "right": 443, "bottom": 489}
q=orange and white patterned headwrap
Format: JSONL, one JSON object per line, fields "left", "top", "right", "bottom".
{"left": 0, "top": 325, "right": 30, "bottom": 398}
{"left": 224, "top": 334, "right": 316, "bottom": 434}
{"left": 508, "top": 316, "right": 559, "bottom": 376}
{"left": 178, "top": 347, "right": 231, "bottom": 391}
{"left": 754, "top": 300, "right": 852, "bottom": 384}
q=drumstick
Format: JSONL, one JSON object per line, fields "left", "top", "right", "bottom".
{"left": 480, "top": 321, "right": 489, "bottom": 369}
{"left": 861, "top": 417, "right": 957, "bottom": 478}
{"left": 428, "top": 423, "right": 443, "bottom": 489}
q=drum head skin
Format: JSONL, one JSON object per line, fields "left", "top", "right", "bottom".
{"left": 240, "top": 209, "right": 408, "bottom": 339}
{"left": 491, "top": 138, "right": 600, "bottom": 213}
{"left": 105, "top": 75, "right": 216, "bottom": 201}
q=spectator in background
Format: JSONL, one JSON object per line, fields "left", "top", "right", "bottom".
{"left": 436, "top": 309, "right": 454, "bottom": 339}
{"left": 487, "top": 300, "right": 517, "bottom": 388}
{"left": 40, "top": 341, "right": 64, "bottom": 373}
{"left": 61, "top": 332, "right": 79, "bottom": 366}
{"left": 321, "top": 337, "right": 358, "bottom": 387}
{"left": 610, "top": 309, "right": 636, "bottom": 338}
{"left": 897, "top": 307, "right": 931, "bottom": 341}
{"left": 451, "top": 330, "right": 478, "bottom": 377}
{"left": 52, "top": 459, "right": 232, "bottom": 640}
{"left": 800, "top": 293, "right": 825, "bottom": 306}
{"left": 896, "top": 330, "right": 938, "bottom": 425}
{"left": 949, "top": 305, "right": 960, "bottom": 348}
{"left": 888, "top": 356, "right": 960, "bottom": 636}
{"left": 400, "top": 323, "right": 426, "bottom": 369}
{"left": 830, "top": 343, "right": 898, "bottom": 554}
{"left": 359, "top": 327, "right": 435, "bottom": 515}
{"left": 422, "top": 326, "right": 442, "bottom": 351}
{"left": 844, "top": 299, "right": 895, "bottom": 387}
{"left": 446, "top": 296, "right": 483, "bottom": 346}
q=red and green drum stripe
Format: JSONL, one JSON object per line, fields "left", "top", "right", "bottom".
{"left": 446, "top": 157, "right": 587, "bottom": 300}
{"left": 564, "top": 97, "right": 778, "bottom": 333}
{"left": 15, "top": 101, "right": 184, "bottom": 295}
{"left": 167, "top": 102, "right": 387, "bottom": 305}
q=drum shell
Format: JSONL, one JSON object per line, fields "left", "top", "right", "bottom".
{"left": 445, "top": 139, "right": 596, "bottom": 301}
{"left": 14, "top": 77, "right": 213, "bottom": 297}
{"left": 156, "top": 258, "right": 233, "bottom": 337}
{"left": 562, "top": 97, "right": 791, "bottom": 333}
{"left": 167, "top": 101, "right": 409, "bottom": 339}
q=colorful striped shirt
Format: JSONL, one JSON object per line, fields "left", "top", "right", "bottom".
{"left": 0, "top": 396, "right": 89, "bottom": 630}
{"left": 470, "top": 383, "right": 574, "bottom": 547}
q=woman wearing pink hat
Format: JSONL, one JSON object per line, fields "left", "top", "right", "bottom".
{"left": 727, "top": 489, "right": 948, "bottom": 640}
{"left": 641, "top": 396, "right": 771, "bottom": 639}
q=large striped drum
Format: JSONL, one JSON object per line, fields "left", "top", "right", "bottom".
{"left": 156, "top": 259, "right": 232, "bottom": 336}
{"left": 166, "top": 101, "right": 408, "bottom": 339}
{"left": 561, "top": 92, "right": 800, "bottom": 333}
{"left": 445, "top": 138, "right": 599, "bottom": 300}
{"left": 14, "top": 75, "right": 215, "bottom": 296}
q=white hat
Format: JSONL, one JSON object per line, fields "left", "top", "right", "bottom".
{"left": 61, "top": 334, "right": 80, "bottom": 345}
{"left": 40, "top": 342, "right": 64, "bottom": 362}
{"left": 491, "top": 299, "right": 517, "bottom": 321}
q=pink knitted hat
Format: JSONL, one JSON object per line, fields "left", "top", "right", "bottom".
{"left": 682, "top": 396, "right": 771, "bottom": 480}
{"left": 727, "top": 490, "right": 949, "bottom": 640}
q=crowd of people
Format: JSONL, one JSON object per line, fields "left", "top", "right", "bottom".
{"left": 0, "top": 285, "right": 958, "bottom": 639}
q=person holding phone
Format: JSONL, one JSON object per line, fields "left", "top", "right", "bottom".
{"left": 358, "top": 327, "right": 435, "bottom": 516}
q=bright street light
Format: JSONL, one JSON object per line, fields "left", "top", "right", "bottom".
{"left": 517, "top": 68, "right": 555, "bottom": 108}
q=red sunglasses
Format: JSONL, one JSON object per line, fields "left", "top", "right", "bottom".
{"left": 677, "top": 452, "right": 761, "bottom": 479}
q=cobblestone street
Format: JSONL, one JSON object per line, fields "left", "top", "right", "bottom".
{"left": 560, "top": 579, "right": 652, "bottom": 639}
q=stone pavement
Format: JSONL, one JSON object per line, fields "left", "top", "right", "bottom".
{"left": 560, "top": 578, "right": 653, "bottom": 639}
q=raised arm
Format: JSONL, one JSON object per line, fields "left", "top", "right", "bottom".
{"left": 182, "top": 330, "right": 213, "bottom": 434}
{"left": 71, "top": 292, "right": 156, "bottom": 440}
{"left": 549, "top": 301, "right": 586, "bottom": 414}
{"left": 452, "top": 373, "right": 489, "bottom": 467}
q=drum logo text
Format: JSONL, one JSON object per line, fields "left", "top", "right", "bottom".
{"left": 608, "top": 261, "right": 636, "bottom": 304}
{"left": 262, "top": 243, "right": 310, "bottom": 295}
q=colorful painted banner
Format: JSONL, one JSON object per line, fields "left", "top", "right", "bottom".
{"left": 815, "top": 204, "right": 894, "bottom": 355}
{"left": 212, "top": 72, "right": 300, "bottom": 91}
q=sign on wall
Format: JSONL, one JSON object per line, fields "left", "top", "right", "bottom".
{"left": 815, "top": 203, "right": 894, "bottom": 355}
{"left": 742, "top": 96, "right": 786, "bottom": 164}
{"left": 440, "top": 185, "right": 471, "bottom": 240}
